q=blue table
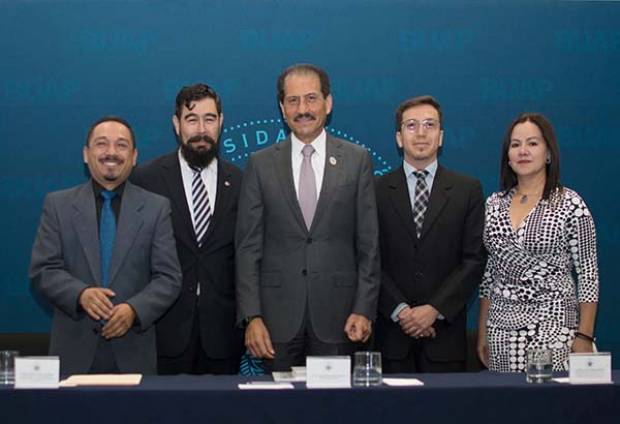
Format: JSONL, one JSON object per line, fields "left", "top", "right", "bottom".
{"left": 2, "top": 371, "right": 619, "bottom": 423}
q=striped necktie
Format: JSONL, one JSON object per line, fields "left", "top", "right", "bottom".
{"left": 412, "top": 170, "right": 429, "bottom": 238}
{"left": 190, "top": 166, "right": 211, "bottom": 246}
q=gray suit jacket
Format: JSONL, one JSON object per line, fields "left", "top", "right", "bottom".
{"left": 29, "top": 181, "right": 182, "bottom": 375}
{"left": 235, "top": 134, "right": 380, "bottom": 344}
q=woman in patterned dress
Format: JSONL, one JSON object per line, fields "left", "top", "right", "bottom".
{"left": 477, "top": 113, "right": 599, "bottom": 372}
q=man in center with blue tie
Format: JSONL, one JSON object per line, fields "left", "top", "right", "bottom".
{"left": 29, "top": 116, "right": 182, "bottom": 375}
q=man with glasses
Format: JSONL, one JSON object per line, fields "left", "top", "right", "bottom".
{"left": 375, "top": 95, "right": 486, "bottom": 373}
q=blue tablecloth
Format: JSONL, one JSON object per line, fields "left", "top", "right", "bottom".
{"left": 2, "top": 371, "right": 619, "bottom": 423}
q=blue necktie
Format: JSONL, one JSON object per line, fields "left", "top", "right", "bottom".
{"left": 99, "top": 190, "right": 117, "bottom": 287}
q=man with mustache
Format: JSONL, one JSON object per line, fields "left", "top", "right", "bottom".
{"left": 29, "top": 116, "right": 181, "bottom": 374}
{"left": 236, "top": 64, "right": 380, "bottom": 371}
{"left": 131, "top": 84, "right": 243, "bottom": 375}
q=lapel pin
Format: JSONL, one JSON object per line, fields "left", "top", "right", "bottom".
{"left": 329, "top": 156, "right": 337, "bottom": 166}
{"left": 224, "top": 180, "right": 231, "bottom": 187}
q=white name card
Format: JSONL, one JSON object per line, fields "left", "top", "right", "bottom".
{"left": 15, "top": 356, "right": 59, "bottom": 389}
{"left": 569, "top": 352, "right": 612, "bottom": 384}
{"left": 306, "top": 356, "right": 351, "bottom": 388}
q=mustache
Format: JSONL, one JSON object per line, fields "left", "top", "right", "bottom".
{"left": 293, "top": 113, "right": 316, "bottom": 122}
{"left": 99, "top": 154, "right": 123, "bottom": 164}
{"left": 187, "top": 134, "right": 216, "bottom": 145}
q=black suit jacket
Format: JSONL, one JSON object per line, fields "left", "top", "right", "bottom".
{"left": 131, "top": 152, "right": 243, "bottom": 359}
{"left": 375, "top": 165, "right": 486, "bottom": 362}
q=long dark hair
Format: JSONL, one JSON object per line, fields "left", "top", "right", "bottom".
{"left": 500, "top": 112, "right": 561, "bottom": 200}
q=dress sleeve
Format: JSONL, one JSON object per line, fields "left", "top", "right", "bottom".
{"left": 565, "top": 192, "right": 599, "bottom": 303}
{"left": 480, "top": 255, "right": 494, "bottom": 299}
{"left": 479, "top": 194, "right": 496, "bottom": 299}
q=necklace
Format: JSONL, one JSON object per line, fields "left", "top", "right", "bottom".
{"left": 515, "top": 188, "right": 542, "bottom": 204}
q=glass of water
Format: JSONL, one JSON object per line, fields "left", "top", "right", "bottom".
{"left": 526, "top": 348, "right": 553, "bottom": 383}
{"left": 0, "top": 350, "right": 19, "bottom": 386}
{"left": 352, "top": 351, "right": 382, "bottom": 387}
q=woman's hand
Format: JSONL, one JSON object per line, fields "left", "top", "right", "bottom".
{"left": 477, "top": 331, "right": 489, "bottom": 368}
{"left": 571, "top": 336, "right": 594, "bottom": 353}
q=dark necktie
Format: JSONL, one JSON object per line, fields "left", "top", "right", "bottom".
{"left": 190, "top": 166, "right": 212, "bottom": 246}
{"left": 412, "top": 170, "right": 429, "bottom": 238}
{"left": 99, "top": 190, "right": 117, "bottom": 286}
{"left": 299, "top": 144, "right": 317, "bottom": 230}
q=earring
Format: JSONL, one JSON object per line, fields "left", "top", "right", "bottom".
{"left": 546, "top": 155, "right": 551, "bottom": 164}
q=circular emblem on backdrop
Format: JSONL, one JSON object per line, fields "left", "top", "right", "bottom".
{"left": 220, "top": 118, "right": 393, "bottom": 175}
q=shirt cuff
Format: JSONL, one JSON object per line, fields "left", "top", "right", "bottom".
{"left": 391, "top": 303, "right": 409, "bottom": 322}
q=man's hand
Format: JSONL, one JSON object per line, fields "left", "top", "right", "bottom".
{"left": 101, "top": 303, "right": 136, "bottom": 339}
{"left": 344, "top": 313, "right": 371, "bottom": 342}
{"left": 79, "top": 287, "right": 115, "bottom": 321}
{"left": 418, "top": 327, "right": 436, "bottom": 339}
{"left": 398, "top": 304, "right": 439, "bottom": 337}
{"left": 245, "top": 317, "right": 275, "bottom": 359}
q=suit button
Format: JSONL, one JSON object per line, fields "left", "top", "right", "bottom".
{"left": 306, "top": 237, "right": 312, "bottom": 244}
{"left": 302, "top": 269, "right": 307, "bottom": 276}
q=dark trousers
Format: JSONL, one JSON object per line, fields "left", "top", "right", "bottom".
{"left": 158, "top": 310, "right": 240, "bottom": 375}
{"left": 89, "top": 337, "right": 120, "bottom": 373}
{"left": 383, "top": 340, "right": 465, "bottom": 373}
{"left": 263, "top": 312, "right": 366, "bottom": 373}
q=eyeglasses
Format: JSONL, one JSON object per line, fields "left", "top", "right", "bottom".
{"left": 283, "top": 93, "right": 321, "bottom": 107}
{"left": 401, "top": 119, "right": 440, "bottom": 133}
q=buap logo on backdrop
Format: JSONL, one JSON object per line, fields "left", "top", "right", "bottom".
{"left": 221, "top": 118, "right": 393, "bottom": 175}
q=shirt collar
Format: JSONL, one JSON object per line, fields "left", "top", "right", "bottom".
{"left": 291, "top": 129, "right": 326, "bottom": 157}
{"left": 92, "top": 179, "right": 125, "bottom": 198}
{"left": 403, "top": 159, "right": 438, "bottom": 179}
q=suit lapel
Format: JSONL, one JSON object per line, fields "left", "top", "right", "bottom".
{"left": 108, "top": 182, "right": 144, "bottom": 285}
{"left": 420, "top": 165, "right": 451, "bottom": 240}
{"left": 72, "top": 182, "right": 102, "bottom": 284}
{"left": 274, "top": 138, "right": 307, "bottom": 232}
{"left": 387, "top": 167, "right": 418, "bottom": 242}
{"left": 160, "top": 153, "right": 196, "bottom": 250}
{"left": 311, "top": 134, "right": 343, "bottom": 232}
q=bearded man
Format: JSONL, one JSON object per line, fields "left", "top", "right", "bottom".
{"left": 131, "top": 84, "right": 243, "bottom": 375}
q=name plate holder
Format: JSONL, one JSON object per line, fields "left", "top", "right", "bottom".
{"left": 306, "top": 356, "right": 351, "bottom": 388}
{"left": 569, "top": 352, "right": 612, "bottom": 384}
{"left": 15, "top": 356, "right": 59, "bottom": 389}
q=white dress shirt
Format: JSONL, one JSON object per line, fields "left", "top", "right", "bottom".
{"left": 178, "top": 149, "right": 218, "bottom": 233}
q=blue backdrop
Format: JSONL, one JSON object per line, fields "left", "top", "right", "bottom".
{"left": 1, "top": 0, "right": 618, "bottom": 357}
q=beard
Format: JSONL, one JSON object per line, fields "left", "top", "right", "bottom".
{"left": 179, "top": 134, "right": 219, "bottom": 169}
{"left": 99, "top": 154, "right": 125, "bottom": 181}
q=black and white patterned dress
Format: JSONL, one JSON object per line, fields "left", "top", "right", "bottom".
{"left": 480, "top": 187, "right": 599, "bottom": 372}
